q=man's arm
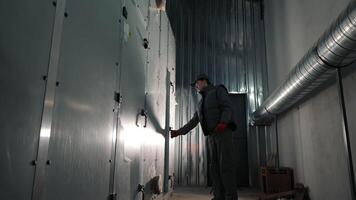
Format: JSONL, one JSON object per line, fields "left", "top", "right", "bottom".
{"left": 171, "top": 112, "right": 199, "bottom": 137}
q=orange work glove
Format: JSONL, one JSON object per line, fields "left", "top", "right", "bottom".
{"left": 214, "top": 123, "right": 227, "bottom": 134}
{"left": 170, "top": 130, "right": 180, "bottom": 138}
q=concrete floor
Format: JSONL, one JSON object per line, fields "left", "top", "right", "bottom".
{"left": 170, "top": 186, "right": 260, "bottom": 200}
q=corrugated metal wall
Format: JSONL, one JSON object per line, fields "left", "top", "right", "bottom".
{"left": 167, "top": 0, "right": 271, "bottom": 187}
{"left": 0, "top": 0, "right": 176, "bottom": 199}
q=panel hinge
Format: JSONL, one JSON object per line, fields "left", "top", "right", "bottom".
{"left": 114, "top": 92, "right": 122, "bottom": 104}
{"left": 108, "top": 193, "right": 117, "bottom": 200}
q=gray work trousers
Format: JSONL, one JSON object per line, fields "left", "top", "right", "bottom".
{"left": 208, "top": 128, "right": 238, "bottom": 200}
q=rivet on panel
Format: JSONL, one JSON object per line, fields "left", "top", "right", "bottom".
{"left": 52, "top": 1, "right": 57, "bottom": 7}
{"left": 64, "top": 12, "right": 68, "bottom": 18}
{"left": 42, "top": 75, "right": 48, "bottom": 81}
{"left": 143, "top": 38, "right": 149, "bottom": 49}
{"left": 122, "top": 6, "right": 128, "bottom": 19}
{"left": 31, "top": 160, "right": 38, "bottom": 166}
{"left": 46, "top": 160, "right": 51, "bottom": 165}
{"left": 56, "top": 81, "right": 60, "bottom": 86}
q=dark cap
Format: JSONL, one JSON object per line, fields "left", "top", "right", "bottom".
{"left": 190, "top": 73, "right": 210, "bottom": 87}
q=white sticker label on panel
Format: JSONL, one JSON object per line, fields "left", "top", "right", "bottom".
{"left": 124, "top": 21, "right": 130, "bottom": 42}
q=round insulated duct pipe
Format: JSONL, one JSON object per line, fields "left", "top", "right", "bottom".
{"left": 252, "top": 1, "right": 356, "bottom": 125}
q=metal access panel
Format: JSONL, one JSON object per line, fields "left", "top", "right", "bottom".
{"left": 143, "top": 5, "right": 171, "bottom": 196}
{"left": 116, "top": 0, "right": 177, "bottom": 197}
{"left": 130, "top": 0, "right": 150, "bottom": 30}
{"left": 116, "top": 0, "right": 148, "bottom": 199}
{"left": 41, "top": 0, "right": 121, "bottom": 199}
{"left": 143, "top": 14, "right": 166, "bottom": 199}
{"left": 0, "top": 1, "right": 55, "bottom": 199}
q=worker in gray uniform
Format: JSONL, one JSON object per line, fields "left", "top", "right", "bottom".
{"left": 171, "top": 74, "right": 238, "bottom": 200}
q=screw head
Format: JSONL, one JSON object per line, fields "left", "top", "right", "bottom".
{"left": 32, "top": 160, "right": 38, "bottom": 166}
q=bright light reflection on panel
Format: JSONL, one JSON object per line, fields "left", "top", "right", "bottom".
{"left": 144, "top": 130, "right": 164, "bottom": 146}
{"left": 122, "top": 127, "right": 142, "bottom": 149}
{"left": 40, "top": 128, "right": 51, "bottom": 138}
{"left": 121, "top": 126, "right": 165, "bottom": 149}
{"left": 111, "top": 130, "right": 117, "bottom": 143}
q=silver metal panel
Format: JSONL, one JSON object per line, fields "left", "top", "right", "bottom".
{"left": 42, "top": 0, "right": 121, "bottom": 199}
{"left": 142, "top": 2, "right": 175, "bottom": 196}
{"left": 130, "top": 0, "right": 150, "bottom": 30}
{"left": 1, "top": 0, "right": 176, "bottom": 199}
{"left": 0, "top": 0, "right": 55, "bottom": 199}
{"left": 117, "top": 1, "right": 152, "bottom": 199}
{"left": 167, "top": 17, "right": 177, "bottom": 187}
{"left": 163, "top": 28, "right": 171, "bottom": 194}
{"left": 160, "top": 13, "right": 169, "bottom": 69}
{"left": 112, "top": 0, "right": 176, "bottom": 198}
{"left": 146, "top": 5, "right": 166, "bottom": 132}
{"left": 32, "top": 0, "right": 67, "bottom": 199}
{"left": 167, "top": 0, "right": 268, "bottom": 186}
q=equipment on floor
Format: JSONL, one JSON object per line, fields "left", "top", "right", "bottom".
{"left": 261, "top": 167, "right": 294, "bottom": 194}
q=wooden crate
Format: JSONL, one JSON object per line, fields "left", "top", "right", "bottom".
{"left": 261, "top": 167, "right": 294, "bottom": 194}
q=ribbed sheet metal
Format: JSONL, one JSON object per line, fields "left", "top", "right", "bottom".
{"left": 167, "top": 0, "right": 269, "bottom": 186}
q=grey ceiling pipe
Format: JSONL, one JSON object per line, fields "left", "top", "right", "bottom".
{"left": 251, "top": 1, "right": 356, "bottom": 125}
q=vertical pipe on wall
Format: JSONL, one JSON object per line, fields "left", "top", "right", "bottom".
{"left": 259, "top": 0, "right": 269, "bottom": 100}
{"left": 164, "top": 70, "right": 171, "bottom": 193}
{"left": 108, "top": 2, "right": 126, "bottom": 197}
{"left": 256, "top": 126, "right": 261, "bottom": 168}
{"left": 275, "top": 118, "right": 280, "bottom": 168}
{"left": 336, "top": 68, "right": 356, "bottom": 199}
{"left": 264, "top": 126, "right": 269, "bottom": 165}
{"left": 108, "top": 93, "right": 122, "bottom": 200}
{"left": 251, "top": 0, "right": 258, "bottom": 111}
{"left": 242, "top": 0, "right": 247, "bottom": 93}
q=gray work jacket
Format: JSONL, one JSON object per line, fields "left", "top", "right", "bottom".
{"left": 177, "top": 84, "right": 235, "bottom": 136}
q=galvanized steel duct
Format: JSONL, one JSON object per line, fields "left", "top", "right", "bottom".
{"left": 252, "top": 1, "right": 356, "bottom": 125}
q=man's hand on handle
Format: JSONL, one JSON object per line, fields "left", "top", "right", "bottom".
{"left": 214, "top": 122, "right": 227, "bottom": 134}
{"left": 170, "top": 130, "right": 180, "bottom": 138}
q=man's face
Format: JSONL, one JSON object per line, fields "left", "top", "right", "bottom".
{"left": 194, "top": 79, "right": 207, "bottom": 92}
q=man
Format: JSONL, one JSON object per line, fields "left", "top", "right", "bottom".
{"left": 171, "top": 74, "right": 238, "bottom": 200}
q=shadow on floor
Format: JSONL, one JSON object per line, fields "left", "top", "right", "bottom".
{"left": 171, "top": 186, "right": 260, "bottom": 200}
